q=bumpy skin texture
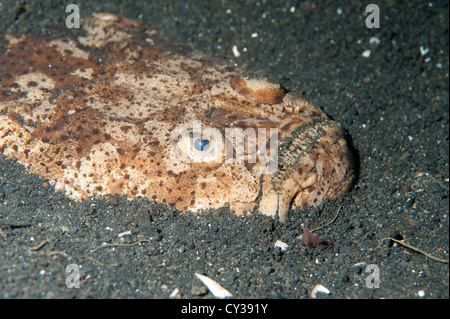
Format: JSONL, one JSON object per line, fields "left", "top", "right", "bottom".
{"left": 0, "top": 13, "right": 353, "bottom": 221}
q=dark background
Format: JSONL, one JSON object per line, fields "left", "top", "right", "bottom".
{"left": 0, "top": 0, "right": 448, "bottom": 298}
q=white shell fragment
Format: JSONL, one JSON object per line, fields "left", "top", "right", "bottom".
{"left": 274, "top": 240, "right": 288, "bottom": 251}
{"left": 194, "top": 273, "right": 232, "bottom": 299}
{"left": 419, "top": 46, "right": 429, "bottom": 56}
{"left": 362, "top": 49, "right": 372, "bottom": 58}
{"left": 117, "top": 230, "right": 132, "bottom": 238}
{"left": 310, "top": 284, "right": 331, "bottom": 299}
{"left": 232, "top": 45, "right": 241, "bottom": 57}
{"left": 352, "top": 262, "right": 367, "bottom": 267}
{"left": 417, "top": 290, "right": 426, "bottom": 298}
{"left": 369, "top": 37, "right": 381, "bottom": 45}
{"left": 170, "top": 288, "right": 180, "bottom": 299}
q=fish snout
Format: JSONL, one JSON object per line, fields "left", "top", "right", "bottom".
{"left": 258, "top": 118, "right": 354, "bottom": 221}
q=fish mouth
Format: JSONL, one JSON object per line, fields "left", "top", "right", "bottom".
{"left": 256, "top": 115, "right": 354, "bottom": 221}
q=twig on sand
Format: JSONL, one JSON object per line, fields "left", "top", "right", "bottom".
{"left": 382, "top": 237, "right": 449, "bottom": 264}
{"left": 88, "top": 240, "right": 150, "bottom": 255}
{"left": 310, "top": 205, "right": 342, "bottom": 233}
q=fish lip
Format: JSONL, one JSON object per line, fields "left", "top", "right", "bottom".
{"left": 256, "top": 113, "right": 354, "bottom": 221}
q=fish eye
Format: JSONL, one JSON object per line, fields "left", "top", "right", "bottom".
{"left": 194, "top": 138, "right": 210, "bottom": 152}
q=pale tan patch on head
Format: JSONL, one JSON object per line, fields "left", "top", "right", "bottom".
{"left": 70, "top": 68, "right": 94, "bottom": 80}
{"left": 4, "top": 34, "right": 25, "bottom": 46}
{"left": 78, "top": 14, "right": 131, "bottom": 47}
{"left": 49, "top": 39, "right": 90, "bottom": 59}
{"left": 12, "top": 72, "right": 55, "bottom": 101}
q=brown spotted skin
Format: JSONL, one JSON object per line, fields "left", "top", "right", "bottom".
{"left": 0, "top": 13, "right": 353, "bottom": 221}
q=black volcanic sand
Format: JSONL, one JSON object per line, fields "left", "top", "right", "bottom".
{"left": 0, "top": 0, "right": 448, "bottom": 299}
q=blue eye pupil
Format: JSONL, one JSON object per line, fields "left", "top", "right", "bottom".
{"left": 194, "top": 138, "right": 210, "bottom": 151}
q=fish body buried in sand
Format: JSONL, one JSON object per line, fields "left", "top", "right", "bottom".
{"left": 0, "top": 13, "right": 354, "bottom": 221}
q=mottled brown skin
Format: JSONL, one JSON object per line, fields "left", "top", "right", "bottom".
{"left": 0, "top": 13, "right": 353, "bottom": 221}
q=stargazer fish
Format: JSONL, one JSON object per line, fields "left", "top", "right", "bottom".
{"left": 0, "top": 13, "right": 353, "bottom": 221}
